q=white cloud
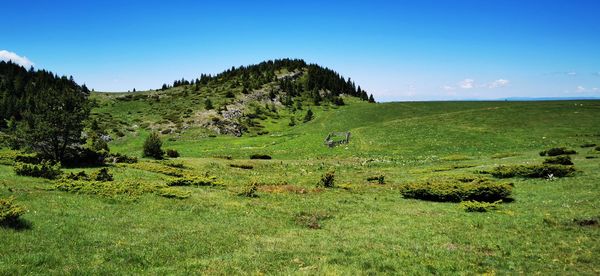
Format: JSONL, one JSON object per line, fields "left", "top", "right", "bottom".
{"left": 0, "top": 50, "right": 35, "bottom": 68}
{"left": 459, "top": 78, "right": 475, "bottom": 89}
{"left": 567, "top": 72, "right": 577, "bottom": 76}
{"left": 487, "top": 79, "right": 510, "bottom": 88}
{"left": 576, "top": 86, "right": 599, "bottom": 93}
{"left": 576, "top": 86, "right": 586, "bottom": 92}
{"left": 442, "top": 85, "right": 455, "bottom": 91}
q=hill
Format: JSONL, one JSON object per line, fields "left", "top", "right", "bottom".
{"left": 90, "top": 59, "right": 374, "bottom": 139}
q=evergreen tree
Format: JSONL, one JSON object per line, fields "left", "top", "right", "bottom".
{"left": 368, "top": 94, "right": 376, "bottom": 103}
{"left": 204, "top": 98, "right": 214, "bottom": 110}
{"left": 143, "top": 132, "right": 164, "bottom": 159}
{"left": 303, "top": 109, "right": 314, "bottom": 123}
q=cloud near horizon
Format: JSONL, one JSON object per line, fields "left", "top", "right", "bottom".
{"left": 444, "top": 78, "right": 509, "bottom": 91}
{"left": 0, "top": 50, "right": 35, "bottom": 68}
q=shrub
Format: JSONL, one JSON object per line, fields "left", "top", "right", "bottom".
{"left": 157, "top": 187, "right": 191, "bottom": 199}
{"left": 129, "top": 162, "right": 184, "bottom": 177}
{"left": 400, "top": 176, "right": 512, "bottom": 203}
{"left": 166, "top": 176, "right": 219, "bottom": 187}
{"left": 0, "top": 196, "right": 27, "bottom": 224}
{"left": 162, "top": 160, "right": 185, "bottom": 168}
{"left": 239, "top": 182, "right": 259, "bottom": 198}
{"left": 489, "top": 164, "right": 575, "bottom": 178}
{"left": 318, "top": 171, "right": 335, "bottom": 188}
{"left": 54, "top": 179, "right": 154, "bottom": 199}
{"left": 596, "top": 146, "right": 600, "bottom": 151}
{"left": 461, "top": 200, "right": 501, "bottom": 212}
{"left": 249, "top": 154, "right": 271, "bottom": 160}
{"left": 91, "top": 168, "right": 113, "bottom": 182}
{"left": 64, "top": 171, "right": 90, "bottom": 181}
{"left": 14, "top": 154, "right": 42, "bottom": 164}
{"left": 303, "top": 109, "right": 314, "bottom": 123}
{"left": 367, "top": 175, "right": 385, "bottom": 184}
{"left": 106, "top": 152, "right": 138, "bottom": 164}
{"left": 294, "top": 211, "right": 332, "bottom": 229}
{"left": 543, "top": 156, "right": 573, "bottom": 165}
{"left": 230, "top": 163, "right": 253, "bottom": 170}
{"left": 166, "top": 149, "right": 180, "bottom": 158}
{"left": 14, "top": 161, "right": 62, "bottom": 179}
{"left": 143, "top": 132, "right": 164, "bottom": 159}
{"left": 580, "top": 143, "right": 597, "bottom": 148}
{"left": 539, "top": 147, "right": 577, "bottom": 156}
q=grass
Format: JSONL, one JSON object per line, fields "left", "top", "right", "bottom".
{"left": 1, "top": 99, "right": 600, "bottom": 274}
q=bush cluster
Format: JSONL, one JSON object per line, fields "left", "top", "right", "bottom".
{"left": 166, "top": 176, "right": 219, "bottom": 187}
{"left": 0, "top": 196, "right": 27, "bottom": 224}
{"left": 460, "top": 200, "right": 501, "bottom": 212}
{"left": 367, "top": 175, "right": 385, "bottom": 184}
{"left": 580, "top": 143, "right": 597, "bottom": 148}
{"left": 230, "top": 163, "right": 253, "bottom": 170}
{"left": 54, "top": 179, "right": 155, "bottom": 199}
{"left": 166, "top": 149, "right": 180, "bottom": 158}
{"left": 249, "top": 154, "right": 272, "bottom": 160}
{"left": 318, "top": 171, "right": 335, "bottom": 188}
{"left": 129, "top": 162, "right": 185, "bottom": 177}
{"left": 157, "top": 187, "right": 191, "bottom": 199}
{"left": 400, "top": 176, "right": 512, "bottom": 203}
{"left": 239, "top": 182, "right": 259, "bottom": 198}
{"left": 106, "top": 152, "right": 138, "bottom": 164}
{"left": 543, "top": 156, "right": 573, "bottom": 165}
{"left": 14, "top": 161, "right": 62, "bottom": 179}
{"left": 539, "top": 147, "right": 577, "bottom": 156}
{"left": 488, "top": 164, "right": 575, "bottom": 178}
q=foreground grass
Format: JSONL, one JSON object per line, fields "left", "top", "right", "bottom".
{"left": 1, "top": 100, "right": 600, "bottom": 274}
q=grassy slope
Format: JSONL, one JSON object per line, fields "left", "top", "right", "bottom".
{"left": 1, "top": 100, "right": 599, "bottom": 274}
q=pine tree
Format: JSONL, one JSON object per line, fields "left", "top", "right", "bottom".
{"left": 204, "top": 98, "right": 214, "bottom": 110}
{"left": 368, "top": 94, "right": 375, "bottom": 103}
{"left": 303, "top": 109, "right": 314, "bottom": 123}
{"left": 143, "top": 132, "right": 164, "bottom": 159}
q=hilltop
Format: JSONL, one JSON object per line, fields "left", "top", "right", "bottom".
{"left": 90, "top": 59, "right": 375, "bottom": 140}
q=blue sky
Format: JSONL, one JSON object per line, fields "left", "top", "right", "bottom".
{"left": 1, "top": 0, "right": 599, "bottom": 101}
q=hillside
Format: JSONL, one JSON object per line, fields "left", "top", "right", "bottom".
{"left": 90, "top": 59, "right": 374, "bottom": 140}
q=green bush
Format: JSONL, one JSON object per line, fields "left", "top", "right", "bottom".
{"left": 249, "top": 154, "right": 271, "bottom": 160}
{"left": 543, "top": 156, "right": 573, "bottom": 165}
{"left": 64, "top": 171, "right": 89, "bottom": 181}
{"left": 400, "top": 176, "right": 512, "bottom": 203}
{"left": 54, "top": 179, "right": 153, "bottom": 199}
{"left": 91, "top": 168, "right": 113, "bottom": 182}
{"left": 143, "top": 132, "right": 164, "bottom": 159}
{"left": 489, "top": 164, "right": 575, "bottom": 178}
{"left": 596, "top": 146, "right": 600, "bottom": 151}
{"left": 14, "top": 154, "right": 42, "bottom": 164}
{"left": 539, "top": 147, "right": 577, "bottom": 156}
{"left": 0, "top": 196, "right": 27, "bottom": 224}
{"left": 14, "top": 161, "right": 62, "bottom": 179}
{"left": 106, "top": 152, "right": 138, "bottom": 164}
{"left": 239, "top": 182, "right": 259, "bottom": 198}
{"left": 157, "top": 187, "right": 191, "bottom": 199}
{"left": 580, "top": 143, "right": 597, "bottom": 148}
{"left": 166, "top": 149, "right": 180, "bottom": 158}
{"left": 460, "top": 200, "right": 501, "bottom": 212}
{"left": 230, "top": 163, "right": 253, "bottom": 170}
{"left": 318, "top": 171, "right": 335, "bottom": 188}
{"left": 166, "top": 176, "right": 219, "bottom": 187}
{"left": 367, "top": 175, "right": 385, "bottom": 184}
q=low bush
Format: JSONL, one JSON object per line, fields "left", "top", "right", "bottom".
{"left": 14, "top": 161, "right": 62, "bottom": 179}
{"left": 596, "top": 146, "right": 600, "bottom": 151}
{"left": 64, "top": 171, "right": 89, "bottom": 181}
{"left": 106, "top": 152, "right": 138, "bottom": 164}
{"left": 249, "top": 154, "right": 272, "bottom": 160}
{"left": 460, "top": 200, "right": 501, "bottom": 212}
{"left": 543, "top": 156, "right": 573, "bottom": 165}
{"left": 539, "top": 147, "right": 577, "bottom": 156}
{"left": 488, "top": 164, "right": 575, "bottom": 178}
{"left": 0, "top": 196, "right": 27, "bottom": 225}
{"left": 294, "top": 211, "right": 333, "bottom": 229}
{"left": 129, "top": 162, "right": 184, "bottom": 177}
{"left": 166, "top": 176, "right": 219, "bottom": 187}
{"left": 318, "top": 171, "right": 335, "bottom": 188}
{"left": 91, "top": 168, "right": 113, "bottom": 182}
{"left": 239, "top": 182, "right": 259, "bottom": 198}
{"left": 580, "top": 143, "right": 597, "bottom": 148}
{"left": 400, "top": 176, "right": 512, "bottom": 203}
{"left": 166, "top": 149, "right": 180, "bottom": 158}
{"left": 54, "top": 179, "right": 155, "bottom": 199}
{"left": 162, "top": 160, "right": 185, "bottom": 168}
{"left": 230, "top": 163, "right": 253, "bottom": 170}
{"left": 367, "top": 175, "right": 385, "bottom": 184}
{"left": 157, "top": 187, "right": 191, "bottom": 199}
{"left": 14, "top": 154, "right": 42, "bottom": 164}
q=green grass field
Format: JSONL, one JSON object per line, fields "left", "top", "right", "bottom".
{"left": 2, "top": 100, "right": 599, "bottom": 274}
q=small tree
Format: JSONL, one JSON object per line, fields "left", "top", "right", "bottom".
{"left": 204, "top": 98, "right": 214, "bottom": 110}
{"left": 368, "top": 94, "right": 375, "bottom": 103}
{"left": 143, "top": 132, "right": 164, "bottom": 159}
{"left": 303, "top": 109, "right": 314, "bottom": 123}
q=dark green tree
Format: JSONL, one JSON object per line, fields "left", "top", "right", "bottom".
{"left": 303, "top": 109, "right": 314, "bottom": 123}
{"left": 368, "top": 94, "right": 375, "bottom": 103}
{"left": 204, "top": 98, "right": 214, "bottom": 110}
{"left": 143, "top": 132, "right": 164, "bottom": 159}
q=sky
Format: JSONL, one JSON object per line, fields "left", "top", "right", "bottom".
{"left": 1, "top": 0, "right": 600, "bottom": 101}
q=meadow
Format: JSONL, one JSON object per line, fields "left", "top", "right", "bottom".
{"left": 1, "top": 99, "right": 599, "bottom": 274}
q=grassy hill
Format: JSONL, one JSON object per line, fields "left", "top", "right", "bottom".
{"left": 1, "top": 61, "right": 600, "bottom": 273}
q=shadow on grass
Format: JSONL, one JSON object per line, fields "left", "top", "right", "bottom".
{"left": 0, "top": 218, "right": 33, "bottom": 231}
